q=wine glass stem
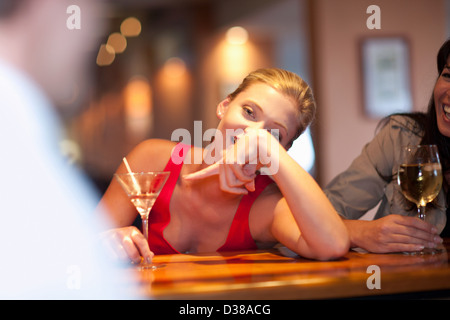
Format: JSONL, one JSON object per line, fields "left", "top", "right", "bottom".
{"left": 417, "top": 205, "right": 426, "bottom": 221}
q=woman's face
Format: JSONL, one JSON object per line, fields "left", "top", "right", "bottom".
{"left": 216, "top": 83, "right": 299, "bottom": 149}
{"left": 434, "top": 56, "right": 450, "bottom": 138}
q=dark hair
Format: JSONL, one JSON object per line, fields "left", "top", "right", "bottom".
{"left": 397, "top": 39, "right": 450, "bottom": 174}
{"left": 379, "top": 39, "right": 450, "bottom": 207}
{"left": 424, "top": 39, "right": 450, "bottom": 172}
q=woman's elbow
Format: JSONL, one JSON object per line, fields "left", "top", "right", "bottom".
{"left": 305, "top": 233, "right": 350, "bottom": 261}
{"left": 318, "top": 234, "right": 350, "bottom": 260}
{"left": 326, "top": 237, "right": 350, "bottom": 260}
{"left": 322, "top": 219, "right": 351, "bottom": 260}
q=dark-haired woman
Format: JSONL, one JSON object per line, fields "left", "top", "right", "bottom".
{"left": 324, "top": 39, "right": 450, "bottom": 253}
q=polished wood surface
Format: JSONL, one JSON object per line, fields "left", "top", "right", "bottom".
{"left": 127, "top": 239, "right": 450, "bottom": 299}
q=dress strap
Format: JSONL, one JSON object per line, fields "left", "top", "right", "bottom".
{"left": 158, "top": 143, "right": 191, "bottom": 209}
{"left": 147, "top": 143, "right": 191, "bottom": 254}
{"left": 218, "top": 174, "right": 274, "bottom": 252}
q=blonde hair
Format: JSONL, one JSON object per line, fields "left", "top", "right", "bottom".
{"left": 228, "top": 68, "right": 316, "bottom": 148}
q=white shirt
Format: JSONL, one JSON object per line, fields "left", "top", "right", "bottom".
{"left": 0, "top": 61, "right": 136, "bottom": 299}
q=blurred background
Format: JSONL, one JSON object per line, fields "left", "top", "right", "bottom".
{"left": 59, "top": 0, "right": 450, "bottom": 194}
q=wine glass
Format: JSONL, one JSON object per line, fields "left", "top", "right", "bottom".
{"left": 397, "top": 145, "right": 443, "bottom": 254}
{"left": 114, "top": 171, "right": 170, "bottom": 269}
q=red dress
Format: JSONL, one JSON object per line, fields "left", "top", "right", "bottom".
{"left": 147, "top": 143, "right": 274, "bottom": 254}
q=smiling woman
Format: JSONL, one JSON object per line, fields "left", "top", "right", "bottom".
{"left": 434, "top": 63, "right": 450, "bottom": 138}
{"left": 324, "top": 39, "right": 450, "bottom": 254}
{"left": 97, "top": 68, "right": 349, "bottom": 265}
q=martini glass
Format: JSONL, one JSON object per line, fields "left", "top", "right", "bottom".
{"left": 114, "top": 171, "right": 170, "bottom": 269}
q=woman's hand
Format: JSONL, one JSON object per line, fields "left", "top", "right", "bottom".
{"left": 184, "top": 129, "right": 279, "bottom": 194}
{"left": 345, "top": 215, "right": 443, "bottom": 253}
{"left": 99, "top": 226, "right": 154, "bottom": 265}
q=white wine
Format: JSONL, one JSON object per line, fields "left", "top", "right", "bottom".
{"left": 130, "top": 193, "right": 158, "bottom": 219}
{"left": 398, "top": 163, "right": 443, "bottom": 207}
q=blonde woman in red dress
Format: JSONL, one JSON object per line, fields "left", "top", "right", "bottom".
{"left": 98, "top": 68, "right": 349, "bottom": 264}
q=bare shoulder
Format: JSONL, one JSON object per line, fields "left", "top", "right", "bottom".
{"left": 125, "top": 139, "right": 177, "bottom": 172}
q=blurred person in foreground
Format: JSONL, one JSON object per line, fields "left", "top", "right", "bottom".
{"left": 0, "top": 0, "right": 136, "bottom": 298}
{"left": 324, "top": 39, "right": 450, "bottom": 254}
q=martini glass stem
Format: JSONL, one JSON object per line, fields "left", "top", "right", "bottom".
{"left": 138, "top": 216, "right": 154, "bottom": 269}
{"left": 141, "top": 217, "right": 149, "bottom": 241}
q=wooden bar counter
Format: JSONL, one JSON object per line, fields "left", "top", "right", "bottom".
{"left": 125, "top": 239, "right": 450, "bottom": 300}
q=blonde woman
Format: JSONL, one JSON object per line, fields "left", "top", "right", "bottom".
{"left": 98, "top": 68, "right": 349, "bottom": 263}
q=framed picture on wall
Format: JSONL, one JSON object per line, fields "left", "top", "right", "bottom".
{"left": 360, "top": 37, "right": 413, "bottom": 118}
